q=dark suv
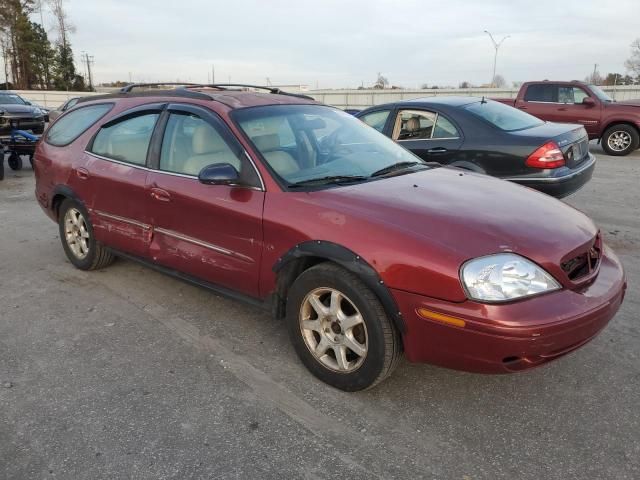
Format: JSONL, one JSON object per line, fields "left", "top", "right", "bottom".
{"left": 0, "top": 91, "right": 46, "bottom": 135}
{"left": 34, "top": 84, "right": 625, "bottom": 391}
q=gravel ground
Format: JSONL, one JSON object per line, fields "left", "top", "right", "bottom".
{"left": 1, "top": 143, "right": 638, "bottom": 479}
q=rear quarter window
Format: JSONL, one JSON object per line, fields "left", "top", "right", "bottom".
{"left": 46, "top": 103, "right": 113, "bottom": 147}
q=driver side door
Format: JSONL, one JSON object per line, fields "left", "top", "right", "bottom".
{"left": 145, "top": 104, "right": 265, "bottom": 298}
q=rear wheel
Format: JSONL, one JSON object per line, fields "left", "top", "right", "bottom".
{"left": 602, "top": 125, "right": 639, "bottom": 156}
{"left": 286, "top": 263, "right": 401, "bottom": 391}
{"left": 0, "top": 156, "right": 4, "bottom": 180}
{"left": 8, "top": 153, "right": 22, "bottom": 171}
{"left": 58, "top": 198, "right": 115, "bottom": 270}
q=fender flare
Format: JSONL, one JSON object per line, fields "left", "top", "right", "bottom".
{"left": 50, "top": 185, "right": 84, "bottom": 218}
{"left": 273, "top": 240, "right": 405, "bottom": 333}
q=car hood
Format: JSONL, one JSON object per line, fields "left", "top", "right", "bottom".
{"left": 310, "top": 167, "right": 597, "bottom": 268}
{"left": 0, "top": 104, "right": 40, "bottom": 116}
{"left": 606, "top": 100, "right": 640, "bottom": 109}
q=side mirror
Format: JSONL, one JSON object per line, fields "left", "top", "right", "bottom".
{"left": 198, "top": 163, "right": 240, "bottom": 185}
{"left": 25, "top": 101, "right": 32, "bottom": 105}
{"left": 582, "top": 97, "right": 596, "bottom": 107}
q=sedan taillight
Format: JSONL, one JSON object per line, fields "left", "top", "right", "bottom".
{"left": 526, "top": 141, "right": 565, "bottom": 169}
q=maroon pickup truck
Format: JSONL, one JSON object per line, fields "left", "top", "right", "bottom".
{"left": 494, "top": 81, "right": 640, "bottom": 156}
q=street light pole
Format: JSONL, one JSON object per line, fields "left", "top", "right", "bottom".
{"left": 484, "top": 30, "right": 510, "bottom": 87}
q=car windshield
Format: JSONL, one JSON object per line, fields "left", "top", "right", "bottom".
{"left": 589, "top": 85, "right": 613, "bottom": 102}
{"left": 464, "top": 99, "right": 544, "bottom": 131}
{"left": 0, "top": 94, "right": 27, "bottom": 105}
{"left": 233, "top": 104, "right": 426, "bottom": 187}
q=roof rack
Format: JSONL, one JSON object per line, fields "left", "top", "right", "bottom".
{"left": 119, "top": 82, "right": 201, "bottom": 93}
{"left": 180, "top": 84, "right": 315, "bottom": 101}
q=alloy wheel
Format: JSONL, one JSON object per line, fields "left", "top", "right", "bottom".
{"left": 63, "top": 208, "right": 90, "bottom": 259}
{"left": 607, "top": 131, "right": 632, "bottom": 152}
{"left": 299, "top": 287, "right": 368, "bottom": 373}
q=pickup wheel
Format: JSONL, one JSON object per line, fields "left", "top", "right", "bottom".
{"left": 286, "top": 263, "right": 402, "bottom": 391}
{"left": 58, "top": 198, "right": 115, "bottom": 270}
{"left": 8, "top": 153, "right": 22, "bottom": 171}
{"left": 602, "top": 124, "right": 639, "bottom": 156}
{"left": 0, "top": 156, "right": 4, "bottom": 180}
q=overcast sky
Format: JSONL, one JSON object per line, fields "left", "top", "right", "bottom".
{"left": 38, "top": 0, "right": 640, "bottom": 89}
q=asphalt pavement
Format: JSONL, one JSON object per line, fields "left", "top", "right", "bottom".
{"left": 0, "top": 144, "right": 638, "bottom": 479}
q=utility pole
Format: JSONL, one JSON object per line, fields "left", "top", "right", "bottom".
{"left": 484, "top": 30, "right": 510, "bottom": 87}
{"left": 212, "top": 64, "right": 215, "bottom": 84}
{"left": 592, "top": 64, "right": 599, "bottom": 84}
{"left": 82, "top": 52, "right": 94, "bottom": 91}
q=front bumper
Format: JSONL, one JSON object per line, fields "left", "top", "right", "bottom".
{"left": 504, "top": 153, "right": 596, "bottom": 198}
{"left": 0, "top": 116, "right": 45, "bottom": 136}
{"left": 392, "top": 244, "right": 626, "bottom": 373}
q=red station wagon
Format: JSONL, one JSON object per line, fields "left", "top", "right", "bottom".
{"left": 34, "top": 84, "right": 627, "bottom": 391}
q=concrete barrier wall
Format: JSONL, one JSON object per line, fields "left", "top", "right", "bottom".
{"left": 307, "top": 86, "right": 640, "bottom": 109}
{"left": 13, "top": 90, "right": 101, "bottom": 109}
{"left": 11, "top": 85, "right": 640, "bottom": 110}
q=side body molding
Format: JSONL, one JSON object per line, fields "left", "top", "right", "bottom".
{"left": 273, "top": 240, "right": 405, "bottom": 333}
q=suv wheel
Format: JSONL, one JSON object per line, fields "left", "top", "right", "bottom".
{"left": 602, "top": 125, "right": 640, "bottom": 156}
{"left": 58, "top": 198, "right": 115, "bottom": 270}
{"left": 286, "top": 263, "right": 401, "bottom": 391}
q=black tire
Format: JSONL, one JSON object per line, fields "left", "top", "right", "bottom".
{"left": 0, "top": 156, "right": 4, "bottom": 181}
{"left": 58, "top": 198, "right": 115, "bottom": 270}
{"left": 29, "top": 155, "right": 34, "bottom": 167}
{"left": 286, "top": 263, "right": 402, "bottom": 391}
{"left": 601, "top": 124, "right": 640, "bottom": 156}
{"left": 8, "top": 153, "right": 22, "bottom": 171}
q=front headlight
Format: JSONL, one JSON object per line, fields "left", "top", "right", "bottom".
{"left": 461, "top": 253, "right": 561, "bottom": 303}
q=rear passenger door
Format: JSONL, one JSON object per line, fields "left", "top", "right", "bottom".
{"left": 145, "top": 104, "right": 265, "bottom": 298}
{"left": 390, "top": 108, "right": 463, "bottom": 164}
{"left": 84, "top": 104, "right": 164, "bottom": 257}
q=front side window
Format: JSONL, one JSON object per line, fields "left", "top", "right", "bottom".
{"left": 64, "top": 98, "right": 80, "bottom": 111}
{"left": 46, "top": 103, "right": 113, "bottom": 147}
{"left": 393, "top": 110, "right": 437, "bottom": 141}
{"left": 159, "top": 112, "right": 258, "bottom": 186}
{"left": 464, "top": 100, "right": 544, "bottom": 132}
{"left": 90, "top": 113, "right": 159, "bottom": 166}
{"left": 359, "top": 110, "right": 390, "bottom": 132}
{"left": 234, "top": 104, "right": 425, "bottom": 186}
{"left": 558, "top": 87, "right": 590, "bottom": 104}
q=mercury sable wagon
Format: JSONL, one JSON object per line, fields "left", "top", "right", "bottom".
{"left": 34, "top": 84, "right": 626, "bottom": 391}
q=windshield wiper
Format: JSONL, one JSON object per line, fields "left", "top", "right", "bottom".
{"left": 370, "top": 161, "right": 421, "bottom": 177}
{"left": 288, "top": 175, "right": 368, "bottom": 188}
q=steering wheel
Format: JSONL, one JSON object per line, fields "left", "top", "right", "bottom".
{"left": 320, "top": 127, "right": 354, "bottom": 161}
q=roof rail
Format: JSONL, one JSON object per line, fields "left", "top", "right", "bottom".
{"left": 181, "top": 84, "right": 315, "bottom": 101}
{"left": 120, "top": 82, "right": 201, "bottom": 93}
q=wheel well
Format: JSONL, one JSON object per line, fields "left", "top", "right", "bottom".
{"left": 51, "top": 193, "right": 68, "bottom": 220}
{"left": 272, "top": 256, "right": 328, "bottom": 319}
{"left": 602, "top": 121, "right": 640, "bottom": 137}
{"left": 271, "top": 242, "right": 405, "bottom": 334}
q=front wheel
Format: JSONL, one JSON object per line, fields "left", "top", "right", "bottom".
{"left": 58, "top": 198, "right": 115, "bottom": 270}
{"left": 286, "top": 263, "right": 402, "bottom": 391}
{"left": 602, "top": 125, "right": 640, "bottom": 156}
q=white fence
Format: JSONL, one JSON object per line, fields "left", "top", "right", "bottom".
{"left": 12, "top": 85, "right": 640, "bottom": 110}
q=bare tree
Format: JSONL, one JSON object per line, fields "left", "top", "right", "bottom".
{"left": 48, "top": 0, "right": 74, "bottom": 48}
{"left": 625, "top": 38, "right": 640, "bottom": 76}
{"left": 374, "top": 72, "right": 389, "bottom": 89}
{"left": 493, "top": 74, "right": 506, "bottom": 88}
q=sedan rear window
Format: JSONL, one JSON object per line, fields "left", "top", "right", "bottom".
{"left": 464, "top": 100, "right": 544, "bottom": 132}
{"left": 46, "top": 104, "right": 113, "bottom": 146}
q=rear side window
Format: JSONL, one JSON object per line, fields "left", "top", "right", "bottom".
{"left": 46, "top": 104, "right": 113, "bottom": 146}
{"left": 90, "top": 113, "right": 159, "bottom": 166}
{"left": 524, "top": 84, "right": 556, "bottom": 102}
{"left": 464, "top": 100, "right": 544, "bottom": 131}
{"left": 359, "top": 110, "right": 390, "bottom": 132}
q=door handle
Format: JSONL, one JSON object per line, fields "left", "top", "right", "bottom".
{"left": 75, "top": 167, "right": 89, "bottom": 180}
{"left": 150, "top": 187, "right": 171, "bottom": 202}
{"left": 518, "top": 106, "right": 527, "bottom": 110}
{"left": 558, "top": 107, "right": 568, "bottom": 111}
{"left": 427, "top": 147, "right": 448, "bottom": 154}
